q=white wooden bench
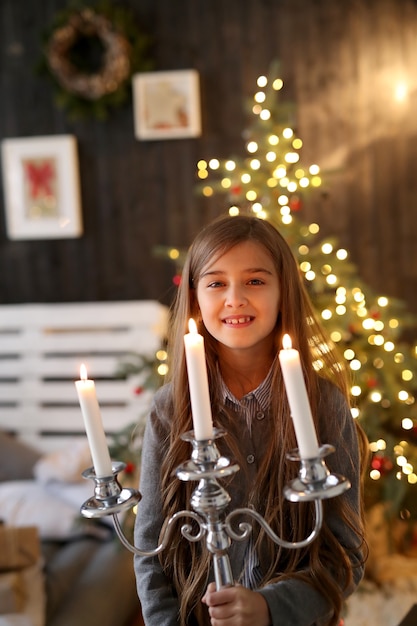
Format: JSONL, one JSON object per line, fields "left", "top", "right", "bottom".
{"left": 0, "top": 300, "right": 168, "bottom": 452}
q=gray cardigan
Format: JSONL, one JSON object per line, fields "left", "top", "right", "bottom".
{"left": 134, "top": 382, "right": 364, "bottom": 626}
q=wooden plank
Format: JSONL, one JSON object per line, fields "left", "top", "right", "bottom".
{"left": 0, "top": 378, "right": 143, "bottom": 402}
{"left": 0, "top": 331, "right": 162, "bottom": 354}
{"left": 0, "top": 402, "right": 150, "bottom": 431}
{"left": 0, "top": 301, "right": 168, "bottom": 328}
{"left": 0, "top": 355, "right": 130, "bottom": 378}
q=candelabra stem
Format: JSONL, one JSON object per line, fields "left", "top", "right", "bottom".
{"left": 176, "top": 430, "right": 241, "bottom": 589}
{"left": 199, "top": 510, "right": 235, "bottom": 589}
{"left": 213, "top": 553, "right": 234, "bottom": 589}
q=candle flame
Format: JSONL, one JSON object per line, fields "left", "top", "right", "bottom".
{"left": 282, "top": 333, "right": 292, "bottom": 350}
{"left": 80, "top": 363, "right": 88, "bottom": 381}
{"left": 188, "top": 318, "right": 197, "bottom": 334}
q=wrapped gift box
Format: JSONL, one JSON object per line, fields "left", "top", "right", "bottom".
{"left": 0, "top": 571, "right": 25, "bottom": 613}
{"left": 0, "top": 525, "right": 40, "bottom": 572}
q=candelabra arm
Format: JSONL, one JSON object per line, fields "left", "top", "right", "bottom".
{"left": 225, "top": 500, "right": 323, "bottom": 550}
{"left": 112, "top": 510, "right": 206, "bottom": 556}
{"left": 111, "top": 509, "right": 204, "bottom": 557}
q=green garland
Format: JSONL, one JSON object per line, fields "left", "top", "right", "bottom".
{"left": 40, "top": 2, "right": 153, "bottom": 120}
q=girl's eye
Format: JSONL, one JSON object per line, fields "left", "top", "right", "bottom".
{"left": 248, "top": 278, "right": 264, "bottom": 285}
{"left": 207, "top": 281, "right": 225, "bottom": 288}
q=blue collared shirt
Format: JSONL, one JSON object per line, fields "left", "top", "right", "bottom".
{"left": 217, "top": 361, "right": 274, "bottom": 436}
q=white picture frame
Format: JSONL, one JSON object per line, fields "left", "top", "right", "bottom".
{"left": 133, "top": 69, "right": 201, "bottom": 140}
{"left": 1, "top": 134, "right": 83, "bottom": 240}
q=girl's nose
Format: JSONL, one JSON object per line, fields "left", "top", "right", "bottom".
{"left": 225, "top": 284, "right": 247, "bottom": 307}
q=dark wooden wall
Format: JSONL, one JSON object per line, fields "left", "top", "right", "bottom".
{"left": 1, "top": 0, "right": 417, "bottom": 315}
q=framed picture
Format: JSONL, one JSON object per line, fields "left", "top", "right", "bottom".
{"left": 133, "top": 69, "right": 201, "bottom": 140}
{"left": 1, "top": 134, "right": 83, "bottom": 240}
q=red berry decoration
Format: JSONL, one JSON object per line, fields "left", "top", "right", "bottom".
{"left": 381, "top": 457, "right": 393, "bottom": 473}
{"left": 371, "top": 457, "right": 383, "bottom": 471}
{"left": 124, "top": 462, "right": 136, "bottom": 475}
{"left": 289, "top": 196, "right": 302, "bottom": 211}
{"left": 372, "top": 455, "right": 393, "bottom": 475}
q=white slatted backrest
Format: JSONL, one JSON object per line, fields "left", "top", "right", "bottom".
{"left": 0, "top": 301, "right": 169, "bottom": 452}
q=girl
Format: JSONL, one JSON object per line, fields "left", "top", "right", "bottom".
{"left": 134, "top": 214, "right": 367, "bottom": 626}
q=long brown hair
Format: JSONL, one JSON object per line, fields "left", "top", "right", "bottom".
{"left": 159, "top": 214, "right": 367, "bottom": 625}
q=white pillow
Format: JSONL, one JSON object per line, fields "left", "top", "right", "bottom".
{"left": 0, "top": 481, "right": 88, "bottom": 540}
{"left": 33, "top": 441, "right": 92, "bottom": 484}
{"left": 42, "top": 480, "right": 92, "bottom": 510}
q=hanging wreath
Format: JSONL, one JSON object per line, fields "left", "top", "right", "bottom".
{"left": 40, "top": 3, "right": 152, "bottom": 120}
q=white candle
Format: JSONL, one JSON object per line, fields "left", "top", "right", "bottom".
{"left": 278, "top": 334, "right": 320, "bottom": 459}
{"left": 75, "top": 364, "right": 113, "bottom": 477}
{"left": 183, "top": 318, "right": 213, "bottom": 440}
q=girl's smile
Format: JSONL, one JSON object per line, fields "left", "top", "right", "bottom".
{"left": 222, "top": 315, "right": 254, "bottom": 325}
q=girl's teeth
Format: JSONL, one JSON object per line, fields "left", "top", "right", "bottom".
{"left": 228, "top": 317, "right": 249, "bottom": 324}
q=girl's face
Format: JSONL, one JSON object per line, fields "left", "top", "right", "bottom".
{"left": 195, "top": 240, "right": 280, "bottom": 357}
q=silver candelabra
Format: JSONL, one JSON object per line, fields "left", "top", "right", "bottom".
{"left": 80, "top": 428, "right": 350, "bottom": 589}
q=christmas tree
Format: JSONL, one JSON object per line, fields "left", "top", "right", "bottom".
{"left": 160, "top": 65, "right": 417, "bottom": 524}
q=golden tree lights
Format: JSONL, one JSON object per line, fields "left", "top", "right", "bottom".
{"left": 195, "top": 67, "right": 417, "bottom": 518}
{"left": 197, "top": 74, "right": 321, "bottom": 218}
{"left": 297, "top": 235, "right": 417, "bottom": 501}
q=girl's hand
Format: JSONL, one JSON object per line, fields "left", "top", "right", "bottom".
{"left": 202, "top": 582, "right": 271, "bottom": 626}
